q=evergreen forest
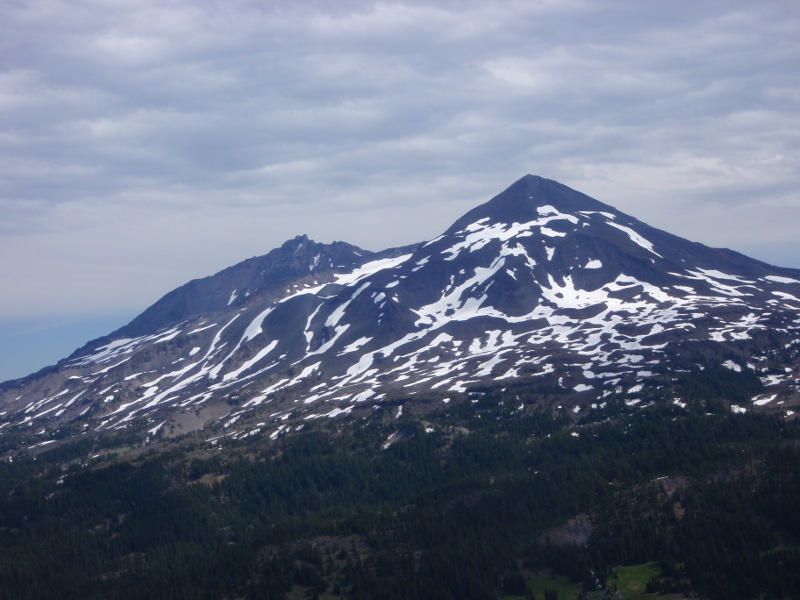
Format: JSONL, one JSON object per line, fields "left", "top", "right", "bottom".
{"left": 0, "top": 376, "right": 798, "bottom": 600}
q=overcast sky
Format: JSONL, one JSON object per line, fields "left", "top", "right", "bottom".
{"left": 2, "top": 0, "right": 799, "bottom": 381}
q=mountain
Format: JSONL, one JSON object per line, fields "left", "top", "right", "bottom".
{"left": 1, "top": 175, "right": 799, "bottom": 449}
{"left": 2, "top": 175, "right": 800, "bottom": 600}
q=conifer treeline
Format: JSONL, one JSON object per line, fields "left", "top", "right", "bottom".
{"left": 0, "top": 389, "right": 798, "bottom": 599}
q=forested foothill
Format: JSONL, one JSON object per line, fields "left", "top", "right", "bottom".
{"left": 0, "top": 363, "right": 798, "bottom": 600}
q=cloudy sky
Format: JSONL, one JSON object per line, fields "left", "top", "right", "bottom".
{"left": 1, "top": 0, "right": 799, "bottom": 381}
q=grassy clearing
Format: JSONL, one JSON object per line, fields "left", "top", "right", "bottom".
{"left": 612, "top": 562, "right": 660, "bottom": 598}
{"left": 760, "top": 543, "right": 800, "bottom": 558}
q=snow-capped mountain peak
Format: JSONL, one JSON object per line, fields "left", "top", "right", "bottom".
{"left": 2, "top": 175, "right": 799, "bottom": 447}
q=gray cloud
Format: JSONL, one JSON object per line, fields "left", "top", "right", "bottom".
{"left": 1, "top": 0, "right": 800, "bottom": 326}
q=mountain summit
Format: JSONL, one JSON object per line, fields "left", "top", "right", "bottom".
{"left": 112, "top": 234, "right": 377, "bottom": 339}
{"left": 2, "top": 176, "right": 799, "bottom": 447}
{"left": 448, "top": 175, "right": 615, "bottom": 230}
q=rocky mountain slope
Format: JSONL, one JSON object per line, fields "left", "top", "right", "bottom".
{"left": 2, "top": 175, "right": 799, "bottom": 449}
